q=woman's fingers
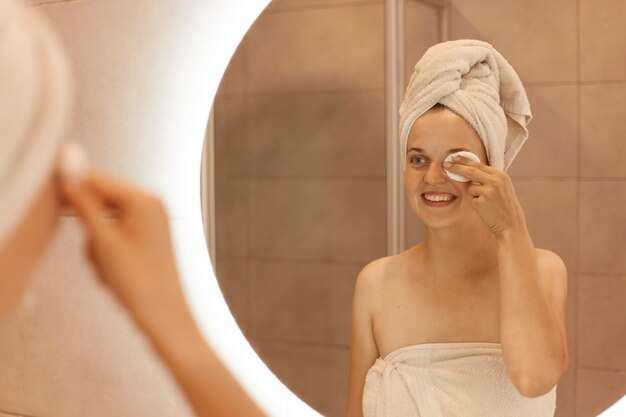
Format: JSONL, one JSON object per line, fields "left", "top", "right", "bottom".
{"left": 84, "top": 170, "right": 140, "bottom": 210}
{"left": 60, "top": 176, "right": 111, "bottom": 239}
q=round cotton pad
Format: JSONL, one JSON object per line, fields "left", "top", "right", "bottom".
{"left": 444, "top": 151, "right": 481, "bottom": 182}
{"left": 59, "top": 140, "right": 88, "bottom": 183}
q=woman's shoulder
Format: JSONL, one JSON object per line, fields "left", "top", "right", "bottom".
{"left": 355, "top": 248, "right": 417, "bottom": 294}
{"left": 533, "top": 248, "right": 567, "bottom": 272}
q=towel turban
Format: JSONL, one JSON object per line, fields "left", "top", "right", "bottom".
{"left": 0, "top": 0, "right": 72, "bottom": 247}
{"left": 399, "top": 39, "right": 532, "bottom": 172}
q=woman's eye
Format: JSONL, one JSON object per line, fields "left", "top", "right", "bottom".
{"left": 410, "top": 156, "right": 426, "bottom": 164}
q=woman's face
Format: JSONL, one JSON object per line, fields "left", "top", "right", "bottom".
{"left": 404, "top": 107, "right": 488, "bottom": 229}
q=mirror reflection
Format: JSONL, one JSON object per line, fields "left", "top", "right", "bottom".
{"left": 204, "top": 1, "right": 626, "bottom": 417}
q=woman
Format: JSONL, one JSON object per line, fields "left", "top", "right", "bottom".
{"left": 344, "top": 40, "right": 569, "bottom": 417}
{"left": 0, "top": 2, "right": 266, "bottom": 416}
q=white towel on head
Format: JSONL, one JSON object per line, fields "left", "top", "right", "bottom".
{"left": 399, "top": 39, "right": 531, "bottom": 172}
{"left": 0, "top": 0, "right": 72, "bottom": 246}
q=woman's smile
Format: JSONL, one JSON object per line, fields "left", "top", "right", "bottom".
{"left": 421, "top": 192, "right": 458, "bottom": 207}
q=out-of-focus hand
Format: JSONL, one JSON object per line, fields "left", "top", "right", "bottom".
{"left": 59, "top": 169, "right": 187, "bottom": 329}
{"left": 60, "top": 169, "right": 269, "bottom": 417}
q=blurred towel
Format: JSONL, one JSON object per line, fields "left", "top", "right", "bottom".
{"left": 399, "top": 39, "right": 531, "bottom": 172}
{"left": 0, "top": 0, "right": 72, "bottom": 246}
{"left": 362, "top": 342, "right": 556, "bottom": 417}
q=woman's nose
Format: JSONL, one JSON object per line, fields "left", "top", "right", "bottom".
{"left": 423, "top": 161, "right": 448, "bottom": 184}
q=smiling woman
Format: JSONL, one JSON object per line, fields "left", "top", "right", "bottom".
{"left": 345, "top": 40, "right": 567, "bottom": 417}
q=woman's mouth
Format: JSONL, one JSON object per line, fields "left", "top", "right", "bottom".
{"left": 421, "top": 192, "right": 457, "bottom": 207}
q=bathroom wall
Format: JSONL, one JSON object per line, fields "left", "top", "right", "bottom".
{"left": 213, "top": 0, "right": 443, "bottom": 415}
{"left": 213, "top": 2, "right": 387, "bottom": 416}
{"left": 442, "top": 0, "right": 626, "bottom": 416}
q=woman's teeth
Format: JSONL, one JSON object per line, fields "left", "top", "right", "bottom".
{"left": 423, "top": 193, "right": 455, "bottom": 202}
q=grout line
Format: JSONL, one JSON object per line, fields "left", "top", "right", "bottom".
{"left": 524, "top": 79, "right": 626, "bottom": 86}
{"left": 248, "top": 256, "right": 368, "bottom": 268}
{"left": 217, "top": 255, "right": 367, "bottom": 268}
{"left": 265, "top": 0, "right": 382, "bottom": 14}
{"left": 222, "top": 175, "right": 387, "bottom": 181}
{"left": 220, "top": 175, "right": 626, "bottom": 182}
{"left": 509, "top": 176, "right": 626, "bottom": 181}
{"left": 251, "top": 336, "right": 350, "bottom": 351}
{"left": 218, "top": 88, "right": 384, "bottom": 99}
{"left": 578, "top": 273, "right": 626, "bottom": 280}
{"left": 574, "top": 0, "right": 581, "bottom": 412}
{"left": 577, "top": 366, "right": 626, "bottom": 374}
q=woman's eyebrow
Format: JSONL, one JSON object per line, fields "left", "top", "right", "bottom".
{"left": 406, "top": 147, "right": 469, "bottom": 155}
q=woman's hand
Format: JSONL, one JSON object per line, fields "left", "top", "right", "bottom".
{"left": 60, "top": 169, "right": 269, "bottom": 417}
{"left": 59, "top": 169, "right": 187, "bottom": 328}
{"left": 444, "top": 155, "right": 527, "bottom": 239}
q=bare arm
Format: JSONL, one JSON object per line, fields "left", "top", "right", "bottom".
{"left": 138, "top": 292, "right": 267, "bottom": 417}
{"left": 497, "top": 225, "right": 569, "bottom": 398}
{"left": 344, "top": 265, "right": 380, "bottom": 417}
{"left": 61, "top": 170, "right": 267, "bottom": 417}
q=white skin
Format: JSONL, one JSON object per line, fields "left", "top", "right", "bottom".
{"left": 0, "top": 153, "right": 267, "bottom": 417}
{"left": 344, "top": 107, "right": 568, "bottom": 417}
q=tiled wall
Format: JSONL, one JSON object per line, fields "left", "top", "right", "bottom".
{"left": 445, "top": 0, "right": 626, "bottom": 416}
{"left": 213, "top": 0, "right": 445, "bottom": 415}
{"left": 214, "top": 1, "right": 387, "bottom": 416}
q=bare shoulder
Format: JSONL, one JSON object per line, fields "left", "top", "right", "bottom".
{"left": 355, "top": 255, "right": 394, "bottom": 294}
{"left": 534, "top": 248, "right": 568, "bottom": 301}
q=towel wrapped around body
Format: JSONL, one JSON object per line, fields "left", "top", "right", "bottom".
{"left": 362, "top": 342, "right": 557, "bottom": 417}
{"left": 399, "top": 39, "right": 532, "bottom": 172}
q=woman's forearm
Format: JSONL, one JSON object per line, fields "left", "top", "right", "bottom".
{"left": 497, "top": 225, "right": 567, "bottom": 397}
{"left": 137, "top": 292, "right": 267, "bottom": 417}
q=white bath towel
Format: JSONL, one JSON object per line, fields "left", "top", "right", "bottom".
{"left": 362, "top": 342, "right": 556, "bottom": 417}
{"left": 0, "top": 0, "right": 72, "bottom": 246}
{"left": 399, "top": 39, "right": 532, "bottom": 172}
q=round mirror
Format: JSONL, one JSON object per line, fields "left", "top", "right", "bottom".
{"left": 202, "top": 1, "right": 626, "bottom": 416}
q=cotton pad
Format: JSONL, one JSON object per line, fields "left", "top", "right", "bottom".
{"left": 59, "top": 141, "right": 88, "bottom": 182}
{"left": 444, "top": 151, "right": 480, "bottom": 182}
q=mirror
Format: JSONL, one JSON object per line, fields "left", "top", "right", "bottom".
{"left": 202, "top": 1, "right": 626, "bottom": 416}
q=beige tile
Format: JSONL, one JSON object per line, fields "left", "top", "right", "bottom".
{"left": 215, "top": 258, "right": 250, "bottom": 336}
{"left": 449, "top": 0, "right": 577, "bottom": 83}
{"left": 576, "top": 369, "right": 626, "bottom": 417}
{"left": 245, "top": 92, "right": 385, "bottom": 177}
{"left": 555, "top": 367, "right": 576, "bottom": 417}
{"left": 404, "top": 0, "right": 439, "bottom": 87}
{"left": 580, "top": 0, "right": 626, "bottom": 81}
{"left": 508, "top": 85, "right": 578, "bottom": 178}
{"left": 579, "top": 181, "right": 626, "bottom": 274}
{"left": 512, "top": 180, "right": 578, "bottom": 272}
{"left": 267, "top": 0, "right": 383, "bottom": 11}
{"left": 247, "top": 4, "right": 384, "bottom": 93}
{"left": 214, "top": 97, "right": 250, "bottom": 179}
{"left": 404, "top": 195, "right": 426, "bottom": 249}
{"left": 578, "top": 276, "right": 626, "bottom": 370}
{"left": 0, "top": 218, "right": 193, "bottom": 417}
{"left": 215, "top": 179, "right": 250, "bottom": 259}
{"left": 249, "top": 259, "right": 359, "bottom": 345}
{"left": 250, "top": 179, "right": 386, "bottom": 263}
{"left": 580, "top": 84, "right": 626, "bottom": 178}
{"left": 252, "top": 340, "right": 349, "bottom": 417}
